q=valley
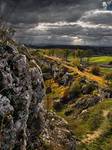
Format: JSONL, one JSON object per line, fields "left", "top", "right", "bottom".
{"left": 30, "top": 48, "right": 112, "bottom": 150}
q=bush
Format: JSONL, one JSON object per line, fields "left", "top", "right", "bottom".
{"left": 90, "top": 65, "right": 101, "bottom": 76}
{"left": 64, "top": 108, "right": 74, "bottom": 116}
{"left": 61, "top": 80, "right": 81, "bottom": 104}
{"left": 68, "top": 80, "right": 81, "bottom": 99}
{"left": 53, "top": 101, "right": 63, "bottom": 111}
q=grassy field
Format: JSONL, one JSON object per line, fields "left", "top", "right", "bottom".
{"left": 89, "top": 56, "right": 112, "bottom": 64}
{"left": 100, "top": 67, "right": 112, "bottom": 74}
{"left": 68, "top": 55, "right": 112, "bottom": 64}
{"left": 68, "top": 55, "right": 112, "bottom": 74}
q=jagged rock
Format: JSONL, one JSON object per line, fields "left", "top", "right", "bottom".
{"left": 0, "top": 45, "right": 44, "bottom": 149}
{"left": 59, "top": 72, "right": 73, "bottom": 86}
{"left": 41, "top": 111, "right": 76, "bottom": 150}
{"left": 75, "top": 95, "right": 101, "bottom": 110}
{"left": 46, "top": 87, "right": 52, "bottom": 94}
{"left": 0, "top": 45, "right": 76, "bottom": 150}
{"left": 81, "top": 82, "right": 98, "bottom": 95}
{"left": 99, "top": 88, "right": 112, "bottom": 99}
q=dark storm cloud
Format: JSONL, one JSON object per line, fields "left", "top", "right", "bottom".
{"left": 1, "top": 0, "right": 100, "bottom": 23}
{"left": 1, "top": 0, "right": 112, "bottom": 46}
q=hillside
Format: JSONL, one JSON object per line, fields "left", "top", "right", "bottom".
{"left": 30, "top": 48, "right": 112, "bottom": 150}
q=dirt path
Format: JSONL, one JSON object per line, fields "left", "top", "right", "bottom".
{"left": 82, "top": 110, "right": 109, "bottom": 144}
{"left": 82, "top": 129, "right": 103, "bottom": 144}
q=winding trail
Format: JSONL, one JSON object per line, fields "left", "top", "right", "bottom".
{"left": 82, "top": 110, "right": 109, "bottom": 144}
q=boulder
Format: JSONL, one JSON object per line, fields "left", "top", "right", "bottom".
{"left": 99, "top": 88, "right": 112, "bottom": 99}
{"left": 75, "top": 95, "right": 101, "bottom": 110}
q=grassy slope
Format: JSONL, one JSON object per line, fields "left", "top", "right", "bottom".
{"left": 32, "top": 50, "right": 112, "bottom": 150}
{"left": 100, "top": 67, "right": 112, "bottom": 74}
{"left": 58, "top": 99, "right": 112, "bottom": 150}
{"left": 45, "top": 79, "right": 112, "bottom": 150}
{"left": 44, "top": 78, "right": 112, "bottom": 150}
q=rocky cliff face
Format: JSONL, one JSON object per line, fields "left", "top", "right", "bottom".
{"left": 0, "top": 44, "right": 76, "bottom": 150}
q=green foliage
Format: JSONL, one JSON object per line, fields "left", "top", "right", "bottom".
{"left": 58, "top": 99, "right": 112, "bottom": 141}
{"left": 69, "top": 80, "right": 81, "bottom": 99}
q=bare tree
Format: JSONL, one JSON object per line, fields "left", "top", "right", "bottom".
{"left": 0, "top": 17, "right": 15, "bottom": 44}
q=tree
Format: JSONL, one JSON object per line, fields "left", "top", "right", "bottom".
{"left": 75, "top": 49, "right": 86, "bottom": 64}
{"left": 0, "top": 17, "right": 15, "bottom": 43}
{"left": 90, "top": 65, "right": 101, "bottom": 76}
{"left": 84, "top": 50, "right": 92, "bottom": 65}
{"left": 64, "top": 49, "right": 70, "bottom": 61}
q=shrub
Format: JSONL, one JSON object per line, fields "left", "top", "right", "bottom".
{"left": 53, "top": 101, "right": 63, "bottom": 111}
{"left": 61, "top": 89, "right": 70, "bottom": 104}
{"left": 68, "top": 80, "right": 81, "bottom": 99}
{"left": 61, "top": 80, "right": 81, "bottom": 104}
{"left": 0, "top": 18, "right": 15, "bottom": 43}
{"left": 64, "top": 108, "right": 74, "bottom": 116}
{"left": 90, "top": 65, "right": 101, "bottom": 76}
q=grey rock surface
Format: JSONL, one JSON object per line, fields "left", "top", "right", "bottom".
{"left": 0, "top": 45, "right": 76, "bottom": 150}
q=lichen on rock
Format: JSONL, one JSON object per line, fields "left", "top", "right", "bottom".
{"left": 0, "top": 44, "right": 76, "bottom": 150}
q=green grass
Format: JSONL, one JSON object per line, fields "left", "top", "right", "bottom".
{"left": 58, "top": 99, "right": 112, "bottom": 140}
{"left": 56, "top": 98, "right": 112, "bottom": 150}
{"left": 89, "top": 56, "right": 112, "bottom": 64}
{"left": 100, "top": 67, "right": 112, "bottom": 74}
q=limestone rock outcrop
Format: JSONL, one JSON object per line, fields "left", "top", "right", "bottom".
{"left": 0, "top": 44, "right": 76, "bottom": 150}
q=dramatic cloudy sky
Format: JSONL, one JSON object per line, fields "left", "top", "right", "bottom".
{"left": 0, "top": 0, "right": 112, "bottom": 46}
